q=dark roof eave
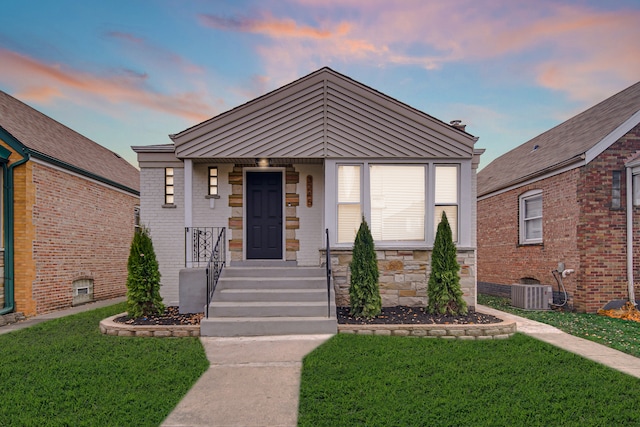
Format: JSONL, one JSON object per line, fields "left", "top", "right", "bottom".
{"left": 29, "top": 149, "right": 140, "bottom": 196}
{"left": 478, "top": 154, "right": 585, "bottom": 198}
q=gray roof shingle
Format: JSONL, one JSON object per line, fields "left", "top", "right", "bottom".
{"left": 0, "top": 90, "right": 139, "bottom": 193}
{"left": 478, "top": 81, "right": 640, "bottom": 197}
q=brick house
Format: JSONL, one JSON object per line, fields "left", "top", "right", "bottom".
{"left": 0, "top": 90, "right": 140, "bottom": 316}
{"left": 132, "top": 67, "right": 483, "bottom": 328}
{"left": 477, "top": 81, "right": 640, "bottom": 313}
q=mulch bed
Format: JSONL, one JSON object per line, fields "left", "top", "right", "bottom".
{"left": 114, "top": 306, "right": 203, "bottom": 326}
{"left": 337, "top": 306, "right": 503, "bottom": 325}
{"left": 113, "top": 306, "right": 502, "bottom": 326}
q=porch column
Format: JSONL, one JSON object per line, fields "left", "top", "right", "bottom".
{"left": 184, "top": 159, "right": 193, "bottom": 228}
{"left": 184, "top": 159, "right": 193, "bottom": 267}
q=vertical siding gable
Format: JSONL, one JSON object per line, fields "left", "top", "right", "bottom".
{"left": 173, "top": 68, "right": 475, "bottom": 160}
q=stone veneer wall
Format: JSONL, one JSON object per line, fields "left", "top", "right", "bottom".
{"left": 325, "top": 248, "right": 476, "bottom": 309}
{"left": 228, "top": 164, "right": 301, "bottom": 262}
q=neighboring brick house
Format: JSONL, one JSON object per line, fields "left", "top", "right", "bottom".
{"left": 133, "top": 67, "right": 484, "bottom": 310}
{"left": 477, "top": 81, "right": 640, "bottom": 313}
{"left": 0, "top": 90, "right": 140, "bottom": 316}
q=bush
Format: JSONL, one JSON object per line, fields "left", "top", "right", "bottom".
{"left": 126, "top": 226, "right": 165, "bottom": 318}
{"left": 427, "top": 211, "right": 467, "bottom": 315}
{"left": 349, "top": 217, "right": 381, "bottom": 318}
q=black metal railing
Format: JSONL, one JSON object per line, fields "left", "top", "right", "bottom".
{"left": 205, "top": 228, "right": 226, "bottom": 318}
{"left": 325, "top": 228, "right": 332, "bottom": 318}
{"left": 185, "top": 227, "right": 224, "bottom": 267}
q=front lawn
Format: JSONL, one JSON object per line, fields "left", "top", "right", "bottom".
{"left": 0, "top": 302, "right": 209, "bottom": 427}
{"left": 478, "top": 294, "right": 640, "bottom": 357}
{"left": 299, "top": 334, "right": 640, "bottom": 427}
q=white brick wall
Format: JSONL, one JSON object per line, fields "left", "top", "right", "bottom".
{"left": 140, "top": 166, "right": 185, "bottom": 306}
{"left": 296, "top": 164, "right": 324, "bottom": 266}
{"left": 192, "top": 163, "right": 232, "bottom": 260}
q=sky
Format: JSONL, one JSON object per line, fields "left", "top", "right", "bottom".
{"left": 2, "top": 0, "right": 639, "bottom": 170}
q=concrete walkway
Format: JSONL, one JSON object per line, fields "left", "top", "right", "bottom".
{"left": 478, "top": 304, "right": 640, "bottom": 378}
{"left": 161, "top": 335, "right": 332, "bottom": 427}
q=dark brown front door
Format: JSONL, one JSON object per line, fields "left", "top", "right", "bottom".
{"left": 246, "top": 171, "right": 283, "bottom": 259}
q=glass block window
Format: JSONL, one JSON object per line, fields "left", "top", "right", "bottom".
{"left": 209, "top": 167, "right": 218, "bottom": 196}
{"left": 165, "top": 167, "right": 174, "bottom": 205}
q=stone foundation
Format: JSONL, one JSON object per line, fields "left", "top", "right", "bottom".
{"left": 338, "top": 321, "right": 516, "bottom": 339}
{"left": 325, "top": 248, "right": 476, "bottom": 309}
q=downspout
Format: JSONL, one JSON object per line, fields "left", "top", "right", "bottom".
{"left": 0, "top": 151, "right": 29, "bottom": 315}
{"left": 625, "top": 166, "right": 637, "bottom": 306}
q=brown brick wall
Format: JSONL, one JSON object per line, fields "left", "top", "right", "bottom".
{"left": 478, "top": 125, "right": 640, "bottom": 313}
{"left": 576, "top": 128, "right": 640, "bottom": 312}
{"left": 478, "top": 168, "right": 581, "bottom": 305}
{"left": 19, "top": 162, "right": 138, "bottom": 315}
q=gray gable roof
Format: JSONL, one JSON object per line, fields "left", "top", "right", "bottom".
{"left": 478, "top": 81, "right": 640, "bottom": 197}
{"left": 171, "top": 67, "right": 477, "bottom": 160}
{"left": 0, "top": 90, "right": 139, "bottom": 193}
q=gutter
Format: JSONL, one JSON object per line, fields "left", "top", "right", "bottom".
{"left": 0, "top": 148, "right": 29, "bottom": 315}
{"left": 625, "top": 164, "right": 637, "bottom": 306}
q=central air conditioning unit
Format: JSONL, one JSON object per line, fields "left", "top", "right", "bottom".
{"left": 511, "top": 284, "right": 552, "bottom": 310}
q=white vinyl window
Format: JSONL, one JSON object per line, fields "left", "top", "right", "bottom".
{"left": 434, "top": 165, "right": 458, "bottom": 241}
{"left": 520, "top": 190, "right": 542, "bottom": 244}
{"left": 370, "top": 165, "right": 425, "bottom": 241}
{"left": 337, "top": 165, "right": 362, "bottom": 243}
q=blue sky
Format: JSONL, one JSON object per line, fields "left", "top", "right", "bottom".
{"left": 2, "top": 0, "right": 639, "bottom": 169}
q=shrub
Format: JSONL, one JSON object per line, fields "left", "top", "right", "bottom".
{"left": 349, "top": 217, "right": 381, "bottom": 318}
{"left": 427, "top": 211, "right": 467, "bottom": 315}
{"left": 126, "top": 226, "right": 165, "bottom": 318}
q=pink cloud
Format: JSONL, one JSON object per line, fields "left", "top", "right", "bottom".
{"left": 240, "top": 0, "right": 639, "bottom": 104}
{"left": 0, "top": 48, "right": 213, "bottom": 123}
{"left": 199, "top": 13, "right": 350, "bottom": 39}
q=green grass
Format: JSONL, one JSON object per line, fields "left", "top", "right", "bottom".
{"left": 478, "top": 294, "right": 640, "bottom": 358}
{"left": 298, "top": 334, "right": 640, "bottom": 427}
{"left": 0, "top": 302, "right": 209, "bottom": 427}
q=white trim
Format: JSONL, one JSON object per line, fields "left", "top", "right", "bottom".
{"left": 585, "top": 110, "right": 640, "bottom": 164}
{"left": 480, "top": 110, "right": 640, "bottom": 201}
{"left": 626, "top": 163, "right": 637, "bottom": 304}
{"left": 519, "top": 189, "right": 543, "bottom": 245}
{"left": 29, "top": 157, "right": 139, "bottom": 197}
{"left": 184, "top": 159, "right": 193, "bottom": 228}
{"left": 326, "top": 158, "right": 473, "bottom": 248}
{"left": 242, "top": 167, "right": 286, "bottom": 261}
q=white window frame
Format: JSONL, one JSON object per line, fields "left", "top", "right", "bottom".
{"left": 434, "top": 164, "right": 460, "bottom": 242}
{"left": 519, "top": 190, "right": 543, "bottom": 245}
{"left": 326, "top": 159, "right": 471, "bottom": 248}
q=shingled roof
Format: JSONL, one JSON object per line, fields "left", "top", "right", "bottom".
{"left": 0, "top": 90, "right": 139, "bottom": 194}
{"left": 478, "top": 81, "right": 640, "bottom": 197}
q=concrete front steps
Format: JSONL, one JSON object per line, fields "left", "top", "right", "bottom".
{"left": 200, "top": 265, "right": 337, "bottom": 337}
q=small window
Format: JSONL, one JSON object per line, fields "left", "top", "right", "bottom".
{"left": 612, "top": 170, "right": 621, "bottom": 209}
{"left": 520, "top": 190, "right": 542, "bottom": 244}
{"left": 165, "top": 167, "right": 174, "bottom": 205}
{"left": 208, "top": 167, "right": 218, "bottom": 196}
{"left": 435, "top": 165, "right": 458, "bottom": 241}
